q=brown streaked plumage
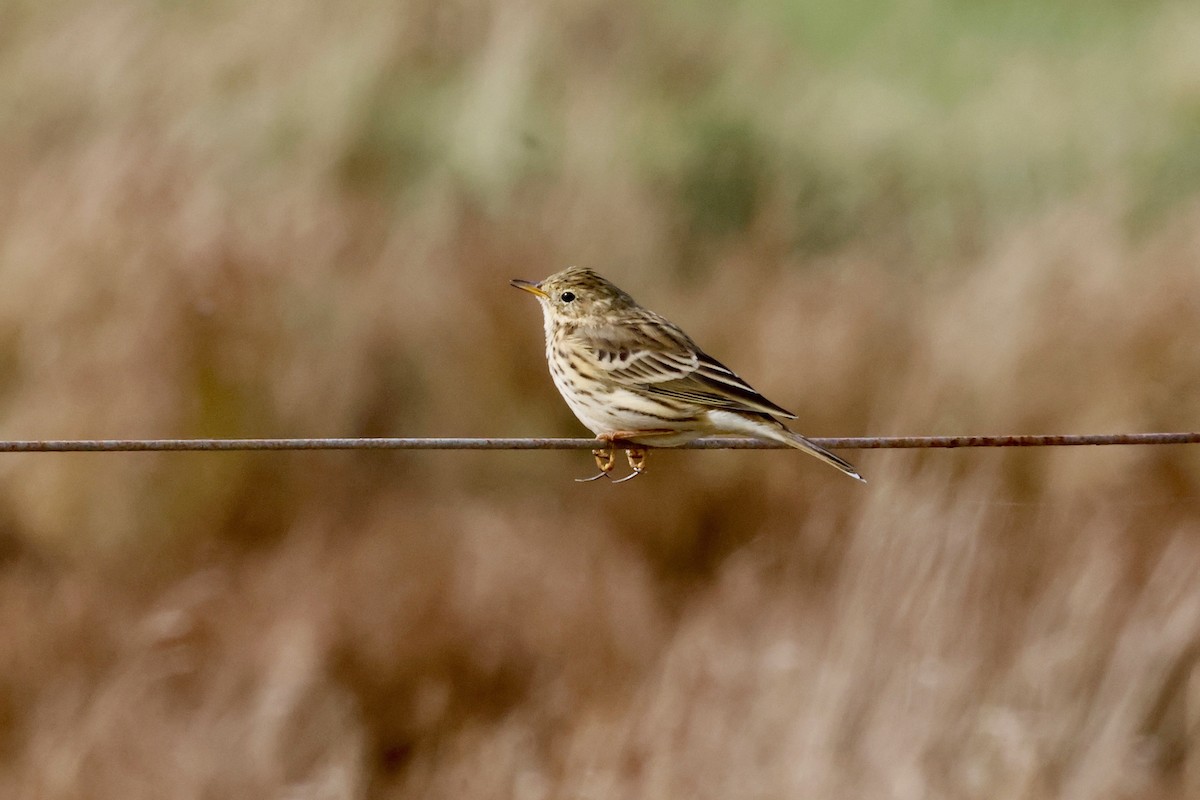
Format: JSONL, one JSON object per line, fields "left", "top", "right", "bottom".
{"left": 510, "top": 267, "right": 864, "bottom": 483}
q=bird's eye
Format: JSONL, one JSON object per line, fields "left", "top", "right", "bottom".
{"left": 560, "top": 291, "right": 576, "bottom": 303}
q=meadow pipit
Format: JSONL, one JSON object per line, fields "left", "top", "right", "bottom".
{"left": 511, "top": 267, "right": 865, "bottom": 483}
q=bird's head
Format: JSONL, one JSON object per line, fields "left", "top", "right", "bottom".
{"left": 510, "top": 267, "right": 636, "bottom": 324}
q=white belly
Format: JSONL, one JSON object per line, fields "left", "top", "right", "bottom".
{"left": 546, "top": 355, "right": 706, "bottom": 445}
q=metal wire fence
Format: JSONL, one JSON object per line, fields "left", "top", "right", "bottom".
{"left": 0, "top": 433, "right": 1195, "bottom": 452}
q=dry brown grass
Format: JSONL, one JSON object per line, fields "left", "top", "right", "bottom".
{"left": 1, "top": 0, "right": 1200, "bottom": 797}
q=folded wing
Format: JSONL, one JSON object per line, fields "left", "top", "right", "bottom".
{"left": 571, "top": 315, "right": 797, "bottom": 420}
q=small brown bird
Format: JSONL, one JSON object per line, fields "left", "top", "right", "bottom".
{"left": 511, "top": 267, "right": 864, "bottom": 483}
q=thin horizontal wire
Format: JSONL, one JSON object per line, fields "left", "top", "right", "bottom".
{"left": 0, "top": 433, "right": 1195, "bottom": 452}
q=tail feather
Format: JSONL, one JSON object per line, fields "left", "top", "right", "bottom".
{"left": 704, "top": 409, "right": 867, "bottom": 482}
{"left": 777, "top": 429, "right": 866, "bottom": 483}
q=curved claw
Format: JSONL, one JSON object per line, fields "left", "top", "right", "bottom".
{"left": 576, "top": 445, "right": 616, "bottom": 483}
{"left": 576, "top": 440, "right": 652, "bottom": 485}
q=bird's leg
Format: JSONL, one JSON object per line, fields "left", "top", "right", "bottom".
{"left": 576, "top": 443, "right": 616, "bottom": 482}
{"left": 626, "top": 446, "right": 647, "bottom": 473}
{"left": 578, "top": 431, "right": 672, "bottom": 484}
{"left": 610, "top": 445, "right": 648, "bottom": 484}
{"left": 605, "top": 430, "right": 675, "bottom": 483}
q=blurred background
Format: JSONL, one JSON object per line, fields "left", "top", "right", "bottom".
{"left": 1, "top": 0, "right": 1200, "bottom": 796}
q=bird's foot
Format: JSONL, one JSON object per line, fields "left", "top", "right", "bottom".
{"left": 576, "top": 445, "right": 616, "bottom": 482}
{"left": 576, "top": 432, "right": 662, "bottom": 484}
{"left": 610, "top": 445, "right": 648, "bottom": 484}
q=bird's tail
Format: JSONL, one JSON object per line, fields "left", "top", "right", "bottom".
{"left": 706, "top": 410, "right": 866, "bottom": 482}
{"left": 769, "top": 424, "right": 866, "bottom": 483}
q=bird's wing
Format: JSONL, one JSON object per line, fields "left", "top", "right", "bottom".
{"left": 569, "top": 315, "right": 797, "bottom": 419}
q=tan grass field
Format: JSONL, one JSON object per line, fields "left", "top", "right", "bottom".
{"left": 1, "top": 0, "right": 1200, "bottom": 797}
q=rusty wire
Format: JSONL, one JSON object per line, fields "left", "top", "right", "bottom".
{"left": 0, "top": 433, "right": 1195, "bottom": 452}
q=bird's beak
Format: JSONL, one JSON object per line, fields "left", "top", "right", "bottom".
{"left": 510, "top": 279, "right": 549, "bottom": 299}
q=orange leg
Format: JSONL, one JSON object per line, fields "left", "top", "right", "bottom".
{"left": 610, "top": 445, "right": 648, "bottom": 484}
{"left": 575, "top": 445, "right": 617, "bottom": 482}
{"left": 575, "top": 431, "right": 673, "bottom": 484}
